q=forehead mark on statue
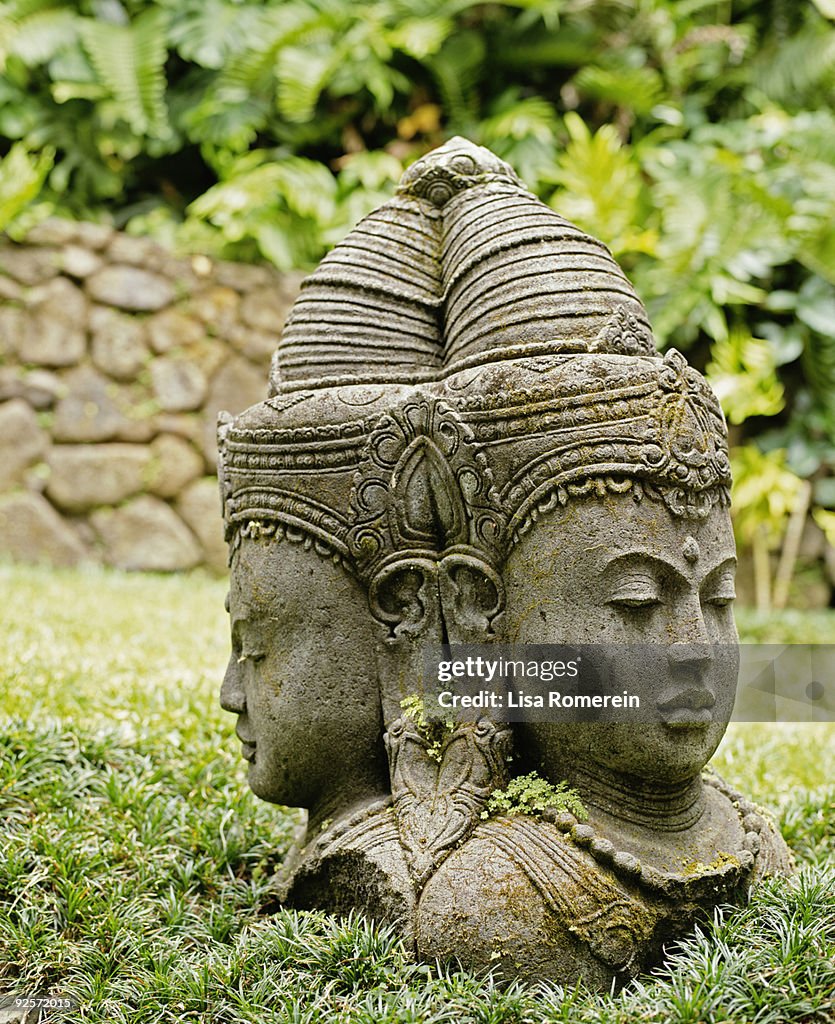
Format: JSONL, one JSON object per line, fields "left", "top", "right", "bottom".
{"left": 683, "top": 536, "right": 700, "bottom": 563}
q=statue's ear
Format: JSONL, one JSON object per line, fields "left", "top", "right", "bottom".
{"left": 369, "top": 558, "right": 441, "bottom": 640}
{"left": 438, "top": 553, "right": 505, "bottom": 644}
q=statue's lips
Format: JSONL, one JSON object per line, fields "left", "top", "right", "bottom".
{"left": 660, "top": 707, "right": 713, "bottom": 729}
{"left": 235, "top": 721, "right": 257, "bottom": 762}
{"left": 657, "top": 687, "right": 715, "bottom": 729}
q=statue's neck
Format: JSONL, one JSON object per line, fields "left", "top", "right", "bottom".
{"left": 566, "top": 762, "right": 705, "bottom": 833}
{"left": 307, "top": 784, "right": 388, "bottom": 838}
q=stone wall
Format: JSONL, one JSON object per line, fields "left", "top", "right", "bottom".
{"left": 0, "top": 221, "right": 301, "bottom": 573}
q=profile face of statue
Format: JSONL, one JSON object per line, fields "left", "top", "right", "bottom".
{"left": 503, "top": 493, "right": 739, "bottom": 784}
{"left": 220, "top": 536, "right": 387, "bottom": 820}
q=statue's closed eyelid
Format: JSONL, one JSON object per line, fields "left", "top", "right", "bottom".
{"left": 605, "top": 572, "right": 662, "bottom": 605}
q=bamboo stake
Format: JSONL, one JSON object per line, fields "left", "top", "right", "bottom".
{"left": 773, "top": 480, "right": 813, "bottom": 611}
{"left": 753, "top": 523, "right": 772, "bottom": 613}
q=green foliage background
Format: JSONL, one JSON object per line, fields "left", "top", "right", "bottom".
{"left": 1, "top": 0, "right": 835, "bottom": 592}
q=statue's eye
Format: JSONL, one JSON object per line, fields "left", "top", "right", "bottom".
{"left": 702, "top": 573, "right": 736, "bottom": 608}
{"left": 607, "top": 575, "right": 661, "bottom": 609}
{"left": 237, "top": 650, "right": 266, "bottom": 664}
{"left": 608, "top": 594, "right": 661, "bottom": 610}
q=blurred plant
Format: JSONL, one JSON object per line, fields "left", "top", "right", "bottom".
{"left": 731, "top": 448, "right": 813, "bottom": 612}
{"left": 0, "top": 142, "right": 53, "bottom": 232}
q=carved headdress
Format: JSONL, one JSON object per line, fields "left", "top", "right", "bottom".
{"left": 220, "top": 137, "right": 730, "bottom": 561}
{"left": 218, "top": 137, "right": 732, "bottom": 887}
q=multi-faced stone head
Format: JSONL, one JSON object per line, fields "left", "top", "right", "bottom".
{"left": 217, "top": 135, "right": 739, "bottom": 877}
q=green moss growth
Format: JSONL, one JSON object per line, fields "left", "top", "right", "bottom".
{"left": 481, "top": 772, "right": 587, "bottom": 821}
{"left": 399, "top": 695, "right": 454, "bottom": 763}
{"left": 683, "top": 851, "right": 741, "bottom": 876}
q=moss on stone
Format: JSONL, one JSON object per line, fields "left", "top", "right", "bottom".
{"left": 481, "top": 772, "right": 587, "bottom": 821}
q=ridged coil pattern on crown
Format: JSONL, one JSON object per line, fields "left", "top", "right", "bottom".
{"left": 270, "top": 137, "right": 655, "bottom": 393}
{"left": 274, "top": 195, "right": 443, "bottom": 387}
{"left": 440, "top": 185, "right": 653, "bottom": 365}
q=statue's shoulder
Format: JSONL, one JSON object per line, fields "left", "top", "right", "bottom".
{"left": 703, "top": 771, "right": 795, "bottom": 882}
{"left": 279, "top": 802, "right": 417, "bottom": 933}
{"left": 415, "top": 816, "right": 652, "bottom": 986}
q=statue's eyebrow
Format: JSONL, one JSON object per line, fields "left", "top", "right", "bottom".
{"left": 603, "top": 551, "right": 737, "bottom": 590}
{"left": 603, "top": 551, "right": 690, "bottom": 590}
{"left": 700, "top": 556, "right": 738, "bottom": 587}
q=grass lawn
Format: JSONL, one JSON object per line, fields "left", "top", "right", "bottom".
{"left": 1, "top": 563, "right": 833, "bottom": 1023}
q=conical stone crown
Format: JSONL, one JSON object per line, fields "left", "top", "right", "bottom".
{"left": 271, "top": 138, "right": 654, "bottom": 394}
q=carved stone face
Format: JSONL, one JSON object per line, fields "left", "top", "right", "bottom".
{"left": 503, "top": 493, "right": 739, "bottom": 784}
{"left": 220, "top": 536, "right": 386, "bottom": 816}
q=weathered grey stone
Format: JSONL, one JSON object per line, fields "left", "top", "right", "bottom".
{"left": 201, "top": 355, "right": 264, "bottom": 466}
{"left": 226, "top": 324, "right": 279, "bottom": 363}
{"left": 90, "top": 305, "right": 149, "bottom": 381}
{"left": 0, "top": 275, "right": 23, "bottom": 300}
{"left": 0, "top": 399, "right": 49, "bottom": 488}
{"left": 0, "top": 368, "right": 64, "bottom": 409}
{"left": 0, "top": 490, "right": 87, "bottom": 566}
{"left": 0, "top": 306, "right": 26, "bottom": 358}
{"left": 52, "top": 366, "right": 145, "bottom": 442}
{"left": 216, "top": 138, "right": 793, "bottom": 989}
{"left": 92, "top": 495, "right": 201, "bottom": 571}
{"left": 150, "top": 356, "right": 207, "bottom": 412}
{"left": 73, "top": 222, "right": 115, "bottom": 250}
{"left": 17, "top": 278, "right": 87, "bottom": 367}
{"left": 59, "top": 244, "right": 103, "bottom": 278}
{"left": 176, "top": 477, "right": 227, "bottom": 572}
{"left": 189, "top": 285, "right": 240, "bottom": 336}
{"left": 240, "top": 286, "right": 291, "bottom": 333}
{"left": 45, "top": 443, "right": 150, "bottom": 512}
{"left": 25, "top": 218, "right": 79, "bottom": 247}
{"left": 147, "top": 433, "right": 204, "bottom": 498}
{"left": 147, "top": 308, "right": 204, "bottom": 354}
{"left": 86, "top": 264, "right": 175, "bottom": 311}
{"left": 215, "top": 260, "right": 272, "bottom": 292}
{"left": 0, "top": 245, "right": 60, "bottom": 285}
{"left": 155, "top": 412, "right": 200, "bottom": 443}
{"left": 107, "top": 233, "right": 166, "bottom": 267}
{"left": 112, "top": 409, "right": 158, "bottom": 444}
{"left": 26, "top": 218, "right": 113, "bottom": 250}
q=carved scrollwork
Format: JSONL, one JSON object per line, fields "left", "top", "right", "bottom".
{"left": 385, "top": 715, "right": 512, "bottom": 889}
{"left": 348, "top": 396, "right": 506, "bottom": 582}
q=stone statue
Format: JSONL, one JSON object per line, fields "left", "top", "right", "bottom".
{"left": 218, "top": 138, "right": 792, "bottom": 986}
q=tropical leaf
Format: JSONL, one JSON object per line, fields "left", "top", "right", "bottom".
{"left": 0, "top": 7, "right": 79, "bottom": 67}
{"left": 0, "top": 141, "right": 53, "bottom": 230}
{"left": 548, "top": 112, "right": 654, "bottom": 258}
{"left": 79, "top": 7, "right": 168, "bottom": 136}
{"left": 573, "top": 64, "right": 664, "bottom": 116}
{"left": 165, "top": 0, "right": 271, "bottom": 69}
{"left": 276, "top": 44, "right": 337, "bottom": 123}
{"left": 425, "top": 29, "right": 485, "bottom": 127}
{"left": 706, "top": 330, "right": 785, "bottom": 426}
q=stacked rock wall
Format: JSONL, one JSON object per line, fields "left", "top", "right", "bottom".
{"left": 0, "top": 221, "right": 301, "bottom": 573}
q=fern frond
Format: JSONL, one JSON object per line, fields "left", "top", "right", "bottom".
{"left": 1, "top": 7, "right": 78, "bottom": 66}
{"left": 753, "top": 22, "right": 835, "bottom": 106}
{"left": 167, "top": 0, "right": 268, "bottom": 70}
{"left": 573, "top": 64, "right": 664, "bottom": 116}
{"left": 425, "top": 30, "right": 485, "bottom": 127}
{"left": 79, "top": 8, "right": 168, "bottom": 137}
{"left": 275, "top": 44, "right": 335, "bottom": 123}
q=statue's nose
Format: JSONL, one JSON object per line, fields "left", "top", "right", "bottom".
{"left": 220, "top": 657, "right": 246, "bottom": 714}
{"left": 667, "top": 642, "right": 713, "bottom": 670}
